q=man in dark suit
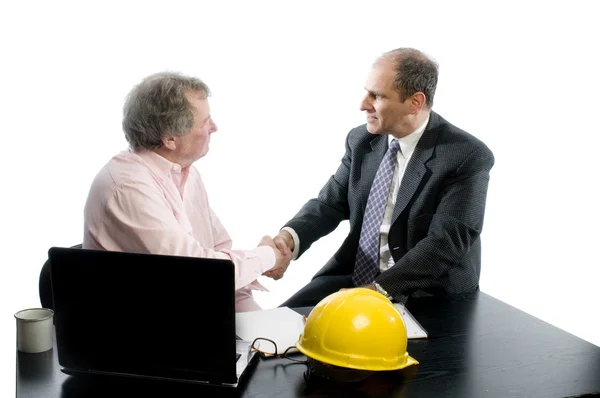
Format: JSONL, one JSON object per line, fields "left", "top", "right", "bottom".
{"left": 267, "top": 48, "right": 494, "bottom": 306}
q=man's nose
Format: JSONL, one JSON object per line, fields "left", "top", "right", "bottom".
{"left": 359, "top": 95, "right": 372, "bottom": 112}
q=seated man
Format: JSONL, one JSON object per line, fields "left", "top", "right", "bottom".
{"left": 83, "top": 72, "right": 290, "bottom": 312}
{"left": 273, "top": 48, "right": 495, "bottom": 306}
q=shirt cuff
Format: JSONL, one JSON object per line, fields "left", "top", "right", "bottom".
{"left": 281, "top": 227, "right": 300, "bottom": 260}
{"left": 374, "top": 282, "right": 392, "bottom": 300}
{"left": 250, "top": 245, "right": 277, "bottom": 274}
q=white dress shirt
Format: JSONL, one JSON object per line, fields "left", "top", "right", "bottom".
{"left": 84, "top": 149, "right": 275, "bottom": 312}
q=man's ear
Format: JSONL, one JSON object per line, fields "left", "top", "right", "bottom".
{"left": 410, "top": 92, "right": 426, "bottom": 114}
{"left": 161, "top": 135, "right": 177, "bottom": 151}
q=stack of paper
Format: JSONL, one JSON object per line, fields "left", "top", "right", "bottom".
{"left": 235, "top": 307, "right": 305, "bottom": 355}
{"left": 394, "top": 303, "right": 428, "bottom": 339}
{"left": 235, "top": 303, "right": 427, "bottom": 357}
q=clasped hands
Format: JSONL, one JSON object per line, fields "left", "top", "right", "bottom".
{"left": 258, "top": 231, "right": 294, "bottom": 280}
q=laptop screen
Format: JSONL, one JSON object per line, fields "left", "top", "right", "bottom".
{"left": 49, "top": 247, "right": 238, "bottom": 384}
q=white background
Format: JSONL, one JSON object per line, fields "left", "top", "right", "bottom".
{"left": 1, "top": 1, "right": 599, "bottom": 395}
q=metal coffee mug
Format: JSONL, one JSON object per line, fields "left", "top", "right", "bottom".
{"left": 15, "top": 308, "right": 54, "bottom": 353}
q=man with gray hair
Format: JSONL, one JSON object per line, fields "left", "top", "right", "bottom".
{"left": 83, "top": 72, "right": 290, "bottom": 311}
{"left": 272, "top": 48, "right": 495, "bottom": 307}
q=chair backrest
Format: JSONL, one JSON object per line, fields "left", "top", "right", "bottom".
{"left": 39, "top": 244, "right": 82, "bottom": 309}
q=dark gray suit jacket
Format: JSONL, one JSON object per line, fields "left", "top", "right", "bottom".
{"left": 284, "top": 111, "right": 495, "bottom": 302}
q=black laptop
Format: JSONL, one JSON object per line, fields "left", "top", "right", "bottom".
{"left": 48, "top": 247, "right": 258, "bottom": 387}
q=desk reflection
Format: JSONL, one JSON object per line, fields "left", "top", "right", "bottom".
{"left": 60, "top": 373, "right": 241, "bottom": 398}
{"left": 18, "top": 349, "right": 56, "bottom": 382}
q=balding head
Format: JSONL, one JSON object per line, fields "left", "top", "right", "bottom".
{"left": 376, "top": 48, "right": 438, "bottom": 109}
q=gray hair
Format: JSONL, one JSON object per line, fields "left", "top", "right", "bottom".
{"left": 378, "top": 48, "right": 438, "bottom": 108}
{"left": 122, "top": 72, "right": 210, "bottom": 150}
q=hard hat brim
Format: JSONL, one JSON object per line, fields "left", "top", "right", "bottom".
{"left": 297, "top": 342, "right": 419, "bottom": 371}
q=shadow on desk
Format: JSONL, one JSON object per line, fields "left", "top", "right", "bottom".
{"left": 297, "top": 365, "right": 419, "bottom": 398}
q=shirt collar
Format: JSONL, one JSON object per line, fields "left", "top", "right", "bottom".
{"left": 133, "top": 149, "right": 182, "bottom": 177}
{"left": 134, "top": 149, "right": 190, "bottom": 194}
{"left": 389, "top": 115, "right": 430, "bottom": 158}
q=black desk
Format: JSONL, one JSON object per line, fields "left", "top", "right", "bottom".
{"left": 17, "top": 292, "right": 600, "bottom": 397}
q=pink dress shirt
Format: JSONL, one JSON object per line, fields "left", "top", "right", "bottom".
{"left": 83, "top": 149, "right": 275, "bottom": 312}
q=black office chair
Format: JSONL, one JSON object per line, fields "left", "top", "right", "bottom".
{"left": 39, "top": 244, "right": 82, "bottom": 310}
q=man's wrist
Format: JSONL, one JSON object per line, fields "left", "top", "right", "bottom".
{"left": 374, "top": 282, "right": 392, "bottom": 300}
{"left": 280, "top": 227, "right": 300, "bottom": 260}
{"left": 278, "top": 231, "right": 294, "bottom": 251}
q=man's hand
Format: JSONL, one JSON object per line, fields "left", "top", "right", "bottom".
{"left": 258, "top": 235, "right": 291, "bottom": 280}
{"left": 274, "top": 230, "right": 294, "bottom": 252}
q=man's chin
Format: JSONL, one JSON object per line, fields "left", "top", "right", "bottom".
{"left": 365, "top": 122, "right": 382, "bottom": 135}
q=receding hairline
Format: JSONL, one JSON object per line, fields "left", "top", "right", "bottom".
{"left": 375, "top": 48, "right": 434, "bottom": 67}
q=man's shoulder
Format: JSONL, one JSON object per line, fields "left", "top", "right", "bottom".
{"left": 430, "top": 112, "right": 492, "bottom": 154}
{"left": 105, "top": 151, "right": 155, "bottom": 186}
{"left": 90, "top": 151, "right": 156, "bottom": 195}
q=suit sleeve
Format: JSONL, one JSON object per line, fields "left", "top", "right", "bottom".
{"left": 376, "top": 145, "right": 495, "bottom": 301}
{"left": 284, "top": 131, "right": 353, "bottom": 257}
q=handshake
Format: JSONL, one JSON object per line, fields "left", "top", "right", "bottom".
{"left": 258, "top": 231, "right": 295, "bottom": 280}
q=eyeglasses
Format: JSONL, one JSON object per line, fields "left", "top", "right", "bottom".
{"left": 250, "top": 337, "right": 307, "bottom": 363}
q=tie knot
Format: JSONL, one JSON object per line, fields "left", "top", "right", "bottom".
{"left": 389, "top": 139, "right": 400, "bottom": 154}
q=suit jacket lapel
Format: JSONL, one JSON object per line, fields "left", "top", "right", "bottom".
{"left": 391, "top": 114, "right": 439, "bottom": 224}
{"left": 360, "top": 135, "right": 387, "bottom": 211}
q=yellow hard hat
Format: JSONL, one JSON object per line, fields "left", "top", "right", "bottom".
{"left": 296, "top": 288, "right": 418, "bottom": 372}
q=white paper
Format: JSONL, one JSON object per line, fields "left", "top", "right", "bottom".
{"left": 235, "top": 307, "right": 305, "bottom": 354}
{"left": 394, "top": 303, "right": 428, "bottom": 339}
{"left": 235, "top": 340, "right": 255, "bottom": 378}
